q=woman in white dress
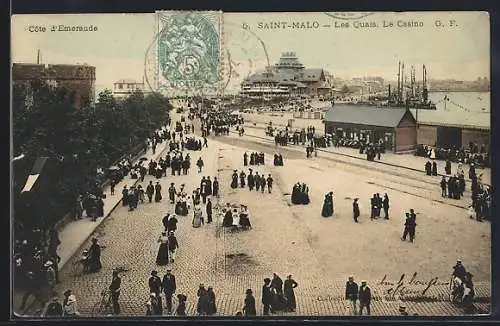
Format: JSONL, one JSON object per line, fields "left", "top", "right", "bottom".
{"left": 430, "top": 148, "right": 436, "bottom": 159}
{"left": 231, "top": 208, "right": 240, "bottom": 227}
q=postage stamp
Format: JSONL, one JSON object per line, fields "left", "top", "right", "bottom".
{"left": 153, "top": 11, "right": 222, "bottom": 95}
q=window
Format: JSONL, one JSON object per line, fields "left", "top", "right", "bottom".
{"left": 118, "top": 84, "right": 123, "bottom": 89}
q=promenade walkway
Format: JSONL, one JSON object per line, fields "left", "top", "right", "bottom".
{"left": 13, "top": 139, "right": 169, "bottom": 316}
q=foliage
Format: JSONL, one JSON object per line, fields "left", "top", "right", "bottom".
{"left": 12, "top": 81, "right": 171, "bottom": 230}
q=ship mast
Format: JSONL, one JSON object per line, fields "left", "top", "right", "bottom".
{"left": 401, "top": 62, "right": 405, "bottom": 105}
{"left": 410, "top": 65, "right": 416, "bottom": 98}
{"left": 422, "top": 64, "right": 428, "bottom": 102}
{"left": 397, "top": 61, "right": 401, "bottom": 104}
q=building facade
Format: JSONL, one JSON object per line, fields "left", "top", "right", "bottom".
{"left": 112, "top": 79, "right": 146, "bottom": 99}
{"left": 417, "top": 124, "right": 490, "bottom": 150}
{"left": 324, "top": 105, "right": 417, "bottom": 153}
{"left": 240, "top": 52, "right": 331, "bottom": 99}
{"left": 12, "top": 63, "right": 96, "bottom": 108}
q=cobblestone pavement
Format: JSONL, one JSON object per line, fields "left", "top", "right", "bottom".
{"left": 22, "top": 117, "right": 490, "bottom": 317}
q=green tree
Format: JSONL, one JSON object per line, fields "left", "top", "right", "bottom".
{"left": 12, "top": 82, "right": 172, "bottom": 230}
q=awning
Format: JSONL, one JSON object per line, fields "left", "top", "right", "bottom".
{"left": 22, "top": 174, "right": 40, "bottom": 192}
{"left": 21, "top": 157, "right": 48, "bottom": 193}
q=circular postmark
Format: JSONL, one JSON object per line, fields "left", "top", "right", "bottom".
{"left": 324, "top": 12, "right": 375, "bottom": 20}
{"left": 220, "top": 23, "right": 270, "bottom": 95}
{"left": 144, "top": 11, "right": 221, "bottom": 96}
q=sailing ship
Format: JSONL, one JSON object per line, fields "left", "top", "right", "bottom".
{"left": 385, "top": 62, "right": 436, "bottom": 110}
{"left": 342, "top": 62, "right": 437, "bottom": 110}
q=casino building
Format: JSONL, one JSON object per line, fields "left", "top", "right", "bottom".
{"left": 240, "top": 52, "right": 331, "bottom": 99}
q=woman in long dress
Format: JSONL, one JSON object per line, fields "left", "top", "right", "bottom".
{"left": 154, "top": 182, "right": 162, "bottom": 202}
{"left": 321, "top": 192, "right": 333, "bottom": 217}
{"left": 231, "top": 171, "right": 239, "bottom": 189}
{"left": 291, "top": 183, "right": 301, "bottom": 205}
{"left": 192, "top": 205, "right": 203, "bottom": 228}
{"left": 301, "top": 183, "right": 310, "bottom": 205}
{"left": 223, "top": 209, "right": 233, "bottom": 227}
{"left": 179, "top": 194, "right": 188, "bottom": 216}
{"left": 283, "top": 275, "right": 298, "bottom": 312}
{"left": 156, "top": 232, "right": 169, "bottom": 265}
{"left": 239, "top": 206, "right": 252, "bottom": 229}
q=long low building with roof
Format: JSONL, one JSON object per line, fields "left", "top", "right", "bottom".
{"left": 409, "top": 96, "right": 490, "bottom": 150}
{"left": 324, "top": 101, "right": 490, "bottom": 152}
{"left": 324, "top": 104, "right": 418, "bottom": 153}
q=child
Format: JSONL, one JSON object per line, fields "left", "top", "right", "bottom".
{"left": 467, "top": 205, "right": 475, "bottom": 219}
{"left": 175, "top": 294, "right": 187, "bottom": 316}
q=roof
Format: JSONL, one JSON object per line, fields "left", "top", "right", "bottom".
{"left": 410, "top": 92, "right": 490, "bottom": 130}
{"left": 244, "top": 68, "right": 325, "bottom": 84}
{"left": 297, "top": 69, "right": 324, "bottom": 82}
{"left": 114, "top": 79, "right": 141, "bottom": 84}
{"left": 324, "top": 104, "right": 415, "bottom": 128}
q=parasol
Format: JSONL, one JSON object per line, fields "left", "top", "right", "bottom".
{"left": 108, "top": 166, "right": 120, "bottom": 171}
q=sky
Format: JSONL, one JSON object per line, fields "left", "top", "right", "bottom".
{"left": 12, "top": 12, "right": 490, "bottom": 93}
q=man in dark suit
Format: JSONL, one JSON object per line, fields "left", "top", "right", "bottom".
{"left": 162, "top": 268, "right": 176, "bottom": 315}
{"left": 206, "top": 198, "right": 213, "bottom": 224}
{"left": 109, "top": 271, "right": 121, "bottom": 315}
{"left": 149, "top": 270, "right": 163, "bottom": 310}
{"left": 353, "top": 198, "right": 360, "bottom": 223}
{"left": 270, "top": 273, "right": 283, "bottom": 295}
{"left": 358, "top": 280, "right": 371, "bottom": 315}
{"left": 262, "top": 278, "right": 274, "bottom": 315}
{"left": 345, "top": 276, "right": 359, "bottom": 314}
{"left": 401, "top": 212, "right": 417, "bottom": 243}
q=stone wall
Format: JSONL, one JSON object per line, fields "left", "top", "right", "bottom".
{"left": 12, "top": 63, "right": 96, "bottom": 107}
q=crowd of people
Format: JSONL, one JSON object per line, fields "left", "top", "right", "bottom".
{"left": 433, "top": 161, "right": 492, "bottom": 221}
{"left": 201, "top": 109, "right": 243, "bottom": 137}
{"left": 230, "top": 169, "right": 274, "bottom": 194}
{"left": 243, "top": 152, "right": 265, "bottom": 166}
{"left": 415, "top": 143, "right": 490, "bottom": 168}
{"left": 273, "top": 154, "right": 284, "bottom": 166}
{"left": 239, "top": 273, "right": 299, "bottom": 316}
{"left": 291, "top": 183, "right": 310, "bottom": 205}
{"left": 222, "top": 203, "right": 252, "bottom": 230}
{"left": 20, "top": 98, "right": 489, "bottom": 317}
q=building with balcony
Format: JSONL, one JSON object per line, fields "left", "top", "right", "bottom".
{"left": 240, "top": 52, "right": 331, "bottom": 99}
{"left": 112, "top": 79, "right": 146, "bottom": 99}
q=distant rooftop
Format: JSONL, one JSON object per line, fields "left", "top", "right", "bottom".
{"left": 114, "top": 79, "right": 143, "bottom": 84}
{"left": 324, "top": 105, "right": 414, "bottom": 128}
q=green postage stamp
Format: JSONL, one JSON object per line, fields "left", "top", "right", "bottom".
{"left": 155, "top": 11, "right": 222, "bottom": 95}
